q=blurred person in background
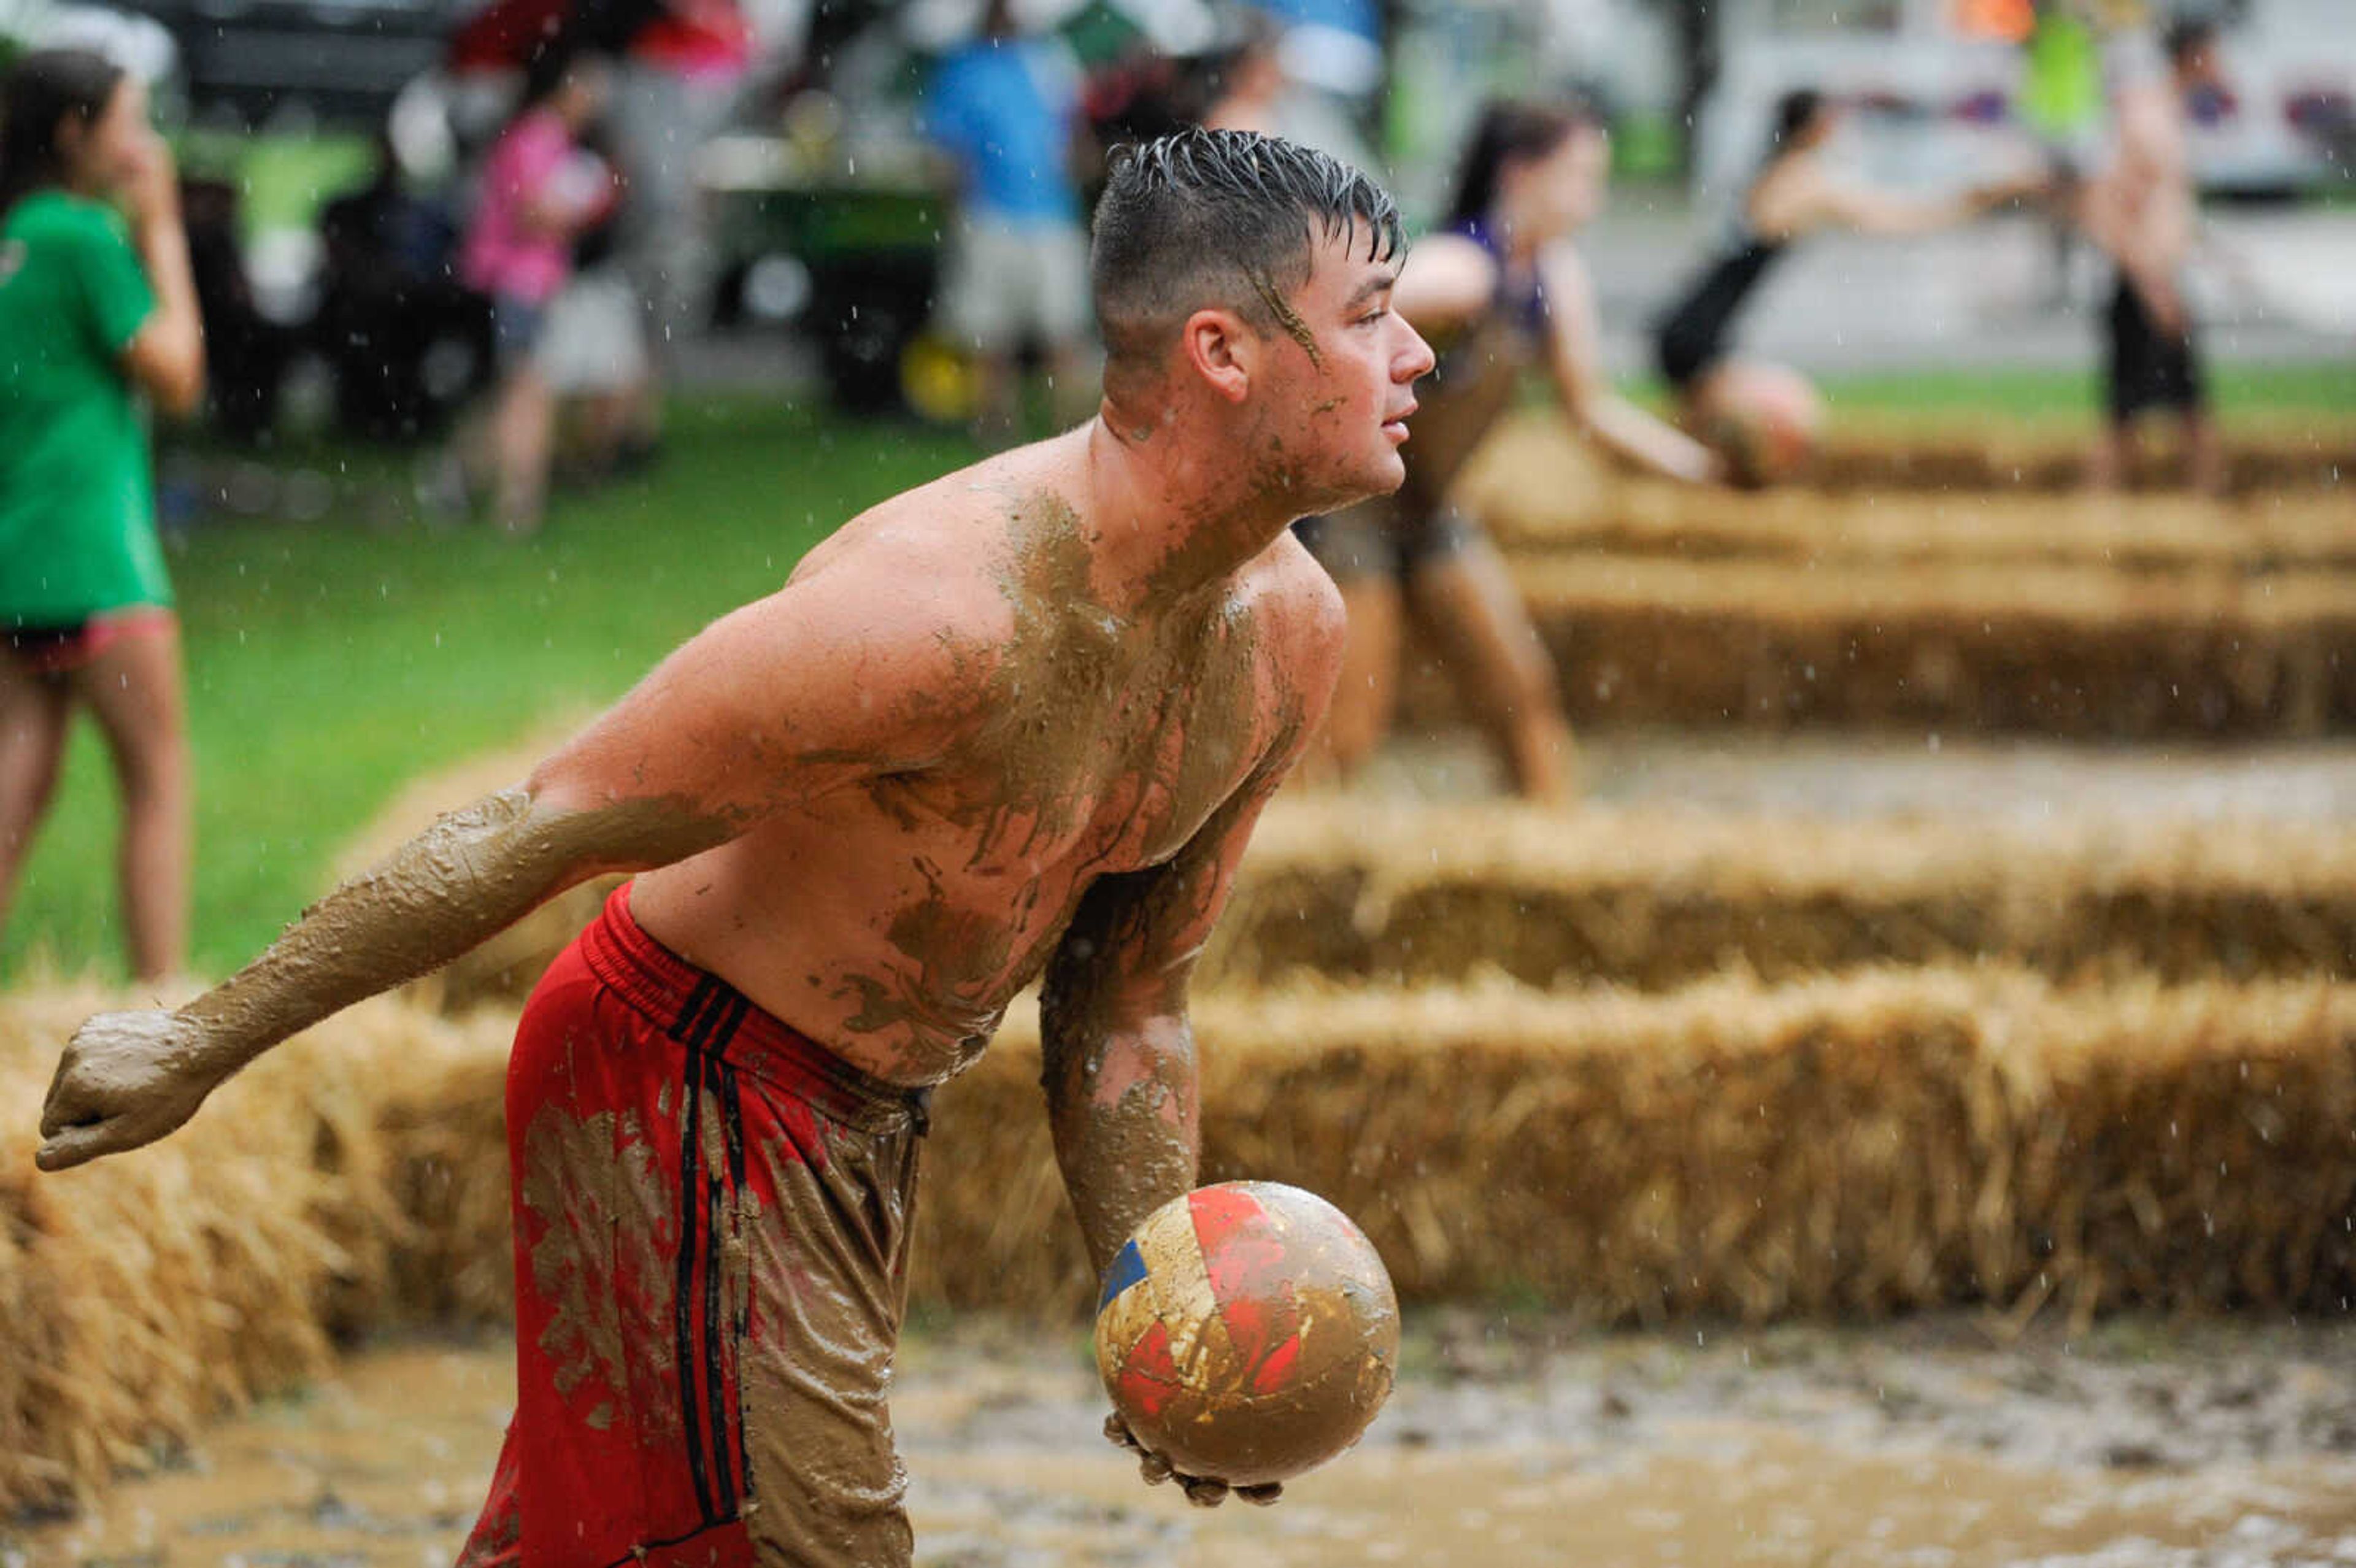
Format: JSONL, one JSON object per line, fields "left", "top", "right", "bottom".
{"left": 2018, "top": 0, "right": 2108, "bottom": 308}
{"left": 0, "top": 48, "right": 203, "bottom": 982}
{"left": 572, "top": 0, "right": 753, "bottom": 458}
{"left": 1299, "top": 99, "right": 1722, "bottom": 804}
{"left": 919, "top": 0, "right": 1095, "bottom": 445}
{"left": 2076, "top": 17, "right": 2225, "bottom": 494}
{"left": 1201, "top": 18, "right": 1288, "bottom": 137}
{"left": 1653, "top": 89, "right": 2030, "bottom": 483}
{"left": 454, "top": 44, "right": 620, "bottom": 534}
{"left": 317, "top": 128, "right": 495, "bottom": 442}
{"left": 539, "top": 134, "right": 658, "bottom": 486}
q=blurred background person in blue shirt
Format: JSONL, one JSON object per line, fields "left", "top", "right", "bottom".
{"left": 918, "top": 0, "right": 1095, "bottom": 446}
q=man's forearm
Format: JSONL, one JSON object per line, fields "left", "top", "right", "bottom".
{"left": 1040, "top": 1015, "right": 1202, "bottom": 1277}
{"left": 177, "top": 786, "right": 707, "bottom": 1076}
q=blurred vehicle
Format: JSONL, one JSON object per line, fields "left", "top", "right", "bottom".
{"left": 111, "top": 0, "right": 470, "bottom": 127}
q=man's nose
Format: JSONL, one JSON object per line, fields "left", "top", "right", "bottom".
{"left": 1397, "top": 320, "right": 1436, "bottom": 381}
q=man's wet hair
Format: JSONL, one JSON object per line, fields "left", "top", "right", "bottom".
{"left": 1091, "top": 128, "right": 1402, "bottom": 382}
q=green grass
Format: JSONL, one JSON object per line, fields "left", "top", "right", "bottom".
{"left": 7, "top": 366, "right": 2351, "bottom": 982}
{"left": 1617, "top": 361, "right": 2356, "bottom": 423}
{"left": 5, "top": 398, "right": 976, "bottom": 982}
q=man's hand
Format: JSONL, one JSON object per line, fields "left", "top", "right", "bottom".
{"left": 1103, "top": 1413, "right": 1283, "bottom": 1508}
{"left": 37, "top": 1010, "right": 221, "bottom": 1172}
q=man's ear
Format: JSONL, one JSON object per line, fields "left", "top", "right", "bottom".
{"left": 1181, "top": 307, "right": 1255, "bottom": 404}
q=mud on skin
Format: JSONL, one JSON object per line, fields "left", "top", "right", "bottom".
{"left": 832, "top": 491, "right": 1269, "bottom": 1088}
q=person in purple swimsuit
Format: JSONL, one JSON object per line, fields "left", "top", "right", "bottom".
{"left": 1296, "top": 99, "right": 1720, "bottom": 801}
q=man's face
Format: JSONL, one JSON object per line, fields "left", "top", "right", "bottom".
{"left": 1248, "top": 226, "right": 1434, "bottom": 511}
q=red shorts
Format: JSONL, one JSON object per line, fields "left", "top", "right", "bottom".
{"left": 459, "top": 883, "right": 930, "bottom": 1567}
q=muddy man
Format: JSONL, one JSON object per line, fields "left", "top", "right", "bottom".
{"left": 34, "top": 129, "right": 1434, "bottom": 1565}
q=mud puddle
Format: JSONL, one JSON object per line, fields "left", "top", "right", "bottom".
{"left": 12, "top": 1313, "right": 2356, "bottom": 1566}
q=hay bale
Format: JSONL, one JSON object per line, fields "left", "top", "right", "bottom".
{"left": 1201, "top": 800, "right": 2356, "bottom": 991}
{"left": 909, "top": 970, "right": 2356, "bottom": 1326}
{"left": 1452, "top": 410, "right": 2356, "bottom": 510}
{"left": 1452, "top": 555, "right": 2356, "bottom": 736}
{"left": 0, "top": 987, "right": 512, "bottom": 1514}
{"left": 1483, "top": 485, "right": 2356, "bottom": 575}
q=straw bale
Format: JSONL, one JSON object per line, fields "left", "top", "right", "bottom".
{"left": 1429, "top": 555, "right": 2356, "bottom": 736}
{"left": 0, "top": 986, "right": 512, "bottom": 1513}
{"left": 1482, "top": 484, "right": 2356, "bottom": 575}
{"left": 1202, "top": 799, "right": 2356, "bottom": 991}
{"left": 907, "top": 970, "right": 2356, "bottom": 1325}
{"left": 1452, "top": 410, "right": 2356, "bottom": 512}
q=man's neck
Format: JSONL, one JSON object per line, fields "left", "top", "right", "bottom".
{"left": 1080, "top": 405, "right": 1301, "bottom": 611}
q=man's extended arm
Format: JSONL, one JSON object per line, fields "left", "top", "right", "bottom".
{"left": 38, "top": 564, "right": 972, "bottom": 1171}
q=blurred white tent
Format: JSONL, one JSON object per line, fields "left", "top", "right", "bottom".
{"left": 0, "top": 0, "right": 177, "bottom": 86}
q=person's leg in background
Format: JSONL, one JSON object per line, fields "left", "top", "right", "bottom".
{"left": 939, "top": 217, "right": 1022, "bottom": 448}
{"left": 608, "top": 61, "right": 730, "bottom": 452}
{"left": 0, "top": 648, "right": 74, "bottom": 946}
{"left": 1036, "top": 220, "right": 1101, "bottom": 434}
{"left": 1405, "top": 523, "right": 1575, "bottom": 804}
{"left": 1294, "top": 507, "right": 1404, "bottom": 786}
{"left": 72, "top": 620, "right": 190, "bottom": 981}
{"left": 2181, "top": 407, "right": 2223, "bottom": 497}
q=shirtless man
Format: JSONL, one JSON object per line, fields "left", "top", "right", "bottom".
{"left": 34, "top": 128, "right": 1433, "bottom": 1564}
{"left": 2079, "top": 20, "right": 2225, "bottom": 493}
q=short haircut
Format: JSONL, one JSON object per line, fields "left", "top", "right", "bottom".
{"left": 1091, "top": 128, "right": 1402, "bottom": 379}
{"left": 2163, "top": 15, "right": 2218, "bottom": 66}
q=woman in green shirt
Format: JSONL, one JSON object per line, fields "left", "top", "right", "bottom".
{"left": 0, "top": 48, "right": 204, "bottom": 980}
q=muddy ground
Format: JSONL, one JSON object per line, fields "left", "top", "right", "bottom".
{"left": 12, "top": 1311, "right": 2356, "bottom": 1567}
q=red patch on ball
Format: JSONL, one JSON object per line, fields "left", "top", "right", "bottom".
{"left": 1094, "top": 1181, "right": 1400, "bottom": 1488}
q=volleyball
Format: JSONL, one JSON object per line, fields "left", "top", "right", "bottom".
{"left": 1093, "top": 1181, "right": 1400, "bottom": 1489}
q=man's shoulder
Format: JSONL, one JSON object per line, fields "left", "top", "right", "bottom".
{"left": 1239, "top": 532, "right": 1347, "bottom": 659}
{"left": 788, "top": 468, "right": 1023, "bottom": 640}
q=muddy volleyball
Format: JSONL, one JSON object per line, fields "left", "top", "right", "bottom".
{"left": 1091, "top": 1181, "right": 1400, "bottom": 1489}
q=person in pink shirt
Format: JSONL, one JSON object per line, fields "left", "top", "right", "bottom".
{"left": 458, "top": 47, "right": 616, "bottom": 534}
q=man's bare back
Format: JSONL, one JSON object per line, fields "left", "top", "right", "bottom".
{"left": 628, "top": 428, "right": 1335, "bottom": 1085}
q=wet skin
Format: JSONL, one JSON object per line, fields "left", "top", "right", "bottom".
{"left": 624, "top": 445, "right": 1332, "bottom": 1088}
{"left": 36, "top": 226, "right": 1430, "bottom": 1275}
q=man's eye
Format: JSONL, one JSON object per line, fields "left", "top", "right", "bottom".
{"left": 1358, "top": 309, "right": 1390, "bottom": 326}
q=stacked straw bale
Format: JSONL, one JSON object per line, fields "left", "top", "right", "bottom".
{"left": 1468, "top": 556, "right": 2356, "bottom": 736}
{"left": 907, "top": 971, "right": 2356, "bottom": 1327}
{"left": 1203, "top": 801, "right": 2356, "bottom": 990}
{"left": 1453, "top": 410, "right": 2356, "bottom": 510}
{"left": 353, "top": 801, "right": 2356, "bottom": 1019}
{"left": 0, "top": 988, "right": 514, "bottom": 1514}
{"left": 1483, "top": 485, "right": 2356, "bottom": 574}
